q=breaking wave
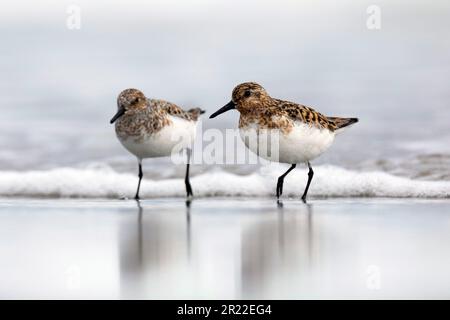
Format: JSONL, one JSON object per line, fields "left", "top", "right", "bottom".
{"left": 0, "top": 164, "right": 449, "bottom": 199}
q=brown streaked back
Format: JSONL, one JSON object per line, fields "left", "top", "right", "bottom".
{"left": 274, "top": 99, "right": 338, "bottom": 131}
{"left": 151, "top": 99, "right": 204, "bottom": 121}
{"left": 274, "top": 99, "right": 359, "bottom": 132}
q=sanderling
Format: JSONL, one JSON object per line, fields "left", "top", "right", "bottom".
{"left": 110, "top": 88, "right": 204, "bottom": 200}
{"left": 210, "top": 82, "right": 358, "bottom": 202}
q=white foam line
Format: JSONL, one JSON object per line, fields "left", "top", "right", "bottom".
{"left": 0, "top": 165, "right": 449, "bottom": 199}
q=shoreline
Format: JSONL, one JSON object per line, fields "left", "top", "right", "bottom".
{"left": 1, "top": 165, "right": 449, "bottom": 199}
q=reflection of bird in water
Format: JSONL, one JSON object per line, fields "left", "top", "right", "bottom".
{"left": 186, "top": 200, "right": 192, "bottom": 260}
{"left": 136, "top": 200, "right": 143, "bottom": 265}
{"left": 117, "top": 200, "right": 145, "bottom": 299}
{"left": 240, "top": 202, "right": 314, "bottom": 298}
{"left": 277, "top": 200, "right": 285, "bottom": 252}
{"left": 306, "top": 203, "right": 313, "bottom": 267}
{"left": 118, "top": 200, "right": 193, "bottom": 299}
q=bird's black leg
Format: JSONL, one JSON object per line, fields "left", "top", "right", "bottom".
{"left": 276, "top": 164, "right": 296, "bottom": 199}
{"left": 134, "top": 160, "right": 143, "bottom": 200}
{"left": 185, "top": 149, "right": 193, "bottom": 198}
{"left": 301, "top": 162, "right": 314, "bottom": 203}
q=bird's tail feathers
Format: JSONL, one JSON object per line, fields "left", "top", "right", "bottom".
{"left": 188, "top": 107, "right": 206, "bottom": 120}
{"left": 328, "top": 117, "right": 359, "bottom": 132}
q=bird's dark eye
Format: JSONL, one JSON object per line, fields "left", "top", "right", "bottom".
{"left": 244, "top": 90, "right": 251, "bottom": 98}
{"left": 132, "top": 97, "right": 140, "bottom": 104}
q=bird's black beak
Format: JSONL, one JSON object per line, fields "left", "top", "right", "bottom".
{"left": 110, "top": 106, "right": 125, "bottom": 124}
{"left": 209, "top": 101, "right": 235, "bottom": 119}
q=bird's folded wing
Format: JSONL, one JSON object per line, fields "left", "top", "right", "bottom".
{"left": 275, "top": 99, "right": 337, "bottom": 131}
{"left": 150, "top": 99, "right": 198, "bottom": 121}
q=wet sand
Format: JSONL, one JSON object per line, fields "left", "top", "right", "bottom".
{"left": 0, "top": 198, "right": 450, "bottom": 299}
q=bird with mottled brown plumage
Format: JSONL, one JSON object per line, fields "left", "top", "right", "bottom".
{"left": 210, "top": 82, "right": 358, "bottom": 202}
{"left": 110, "top": 88, "right": 204, "bottom": 200}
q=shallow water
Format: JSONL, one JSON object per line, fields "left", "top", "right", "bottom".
{"left": 1, "top": 198, "right": 450, "bottom": 299}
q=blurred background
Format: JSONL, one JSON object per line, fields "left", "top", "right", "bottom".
{"left": 0, "top": 0, "right": 449, "bottom": 180}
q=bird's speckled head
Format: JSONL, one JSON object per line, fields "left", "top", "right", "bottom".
{"left": 110, "top": 88, "right": 147, "bottom": 124}
{"left": 232, "top": 82, "right": 269, "bottom": 110}
{"left": 209, "top": 82, "right": 270, "bottom": 119}
{"left": 117, "top": 88, "right": 147, "bottom": 111}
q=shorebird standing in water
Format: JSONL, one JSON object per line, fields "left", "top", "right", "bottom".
{"left": 110, "top": 88, "right": 204, "bottom": 200}
{"left": 210, "top": 82, "right": 358, "bottom": 202}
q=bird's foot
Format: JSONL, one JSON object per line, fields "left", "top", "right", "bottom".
{"left": 186, "top": 190, "right": 194, "bottom": 200}
{"left": 277, "top": 199, "right": 284, "bottom": 208}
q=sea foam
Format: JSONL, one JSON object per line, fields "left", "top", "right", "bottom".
{"left": 0, "top": 165, "right": 449, "bottom": 199}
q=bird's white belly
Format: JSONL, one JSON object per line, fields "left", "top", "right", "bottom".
{"left": 118, "top": 116, "right": 197, "bottom": 159}
{"left": 240, "top": 122, "right": 335, "bottom": 164}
